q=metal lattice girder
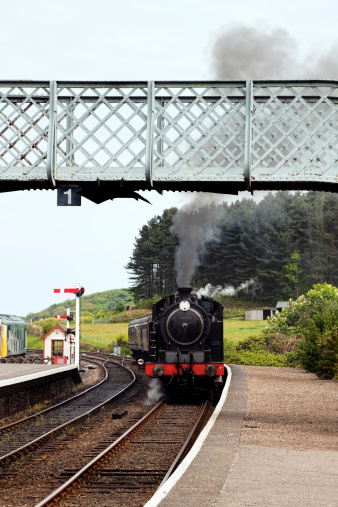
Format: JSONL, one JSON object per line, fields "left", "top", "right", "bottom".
{"left": 152, "top": 82, "right": 247, "bottom": 184}
{"left": 1, "top": 80, "right": 338, "bottom": 194}
{"left": 250, "top": 81, "right": 338, "bottom": 186}
{"left": 0, "top": 81, "right": 51, "bottom": 180}
{"left": 55, "top": 82, "right": 149, "bottom": 182}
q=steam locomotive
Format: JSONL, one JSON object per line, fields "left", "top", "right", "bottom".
{"left": 128, "top": 287, "right": 224, "bottom": 390}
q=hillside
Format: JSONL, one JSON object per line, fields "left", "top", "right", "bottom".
{"left": 26, "top": 289, "right": 134, "bottom": 321}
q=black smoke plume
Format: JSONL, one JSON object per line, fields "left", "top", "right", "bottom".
{"left": 170, "top": 23, "right": 338, "bottom": 287}
{"left": 170, "top": 193, "right": 227, "bottom": 286}
{"left": 209, "top": 22, "right": 338, "bottom": 79}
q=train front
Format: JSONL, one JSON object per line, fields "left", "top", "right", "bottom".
{"left": 145, "top": 287, "right": 224, "bottom": 389}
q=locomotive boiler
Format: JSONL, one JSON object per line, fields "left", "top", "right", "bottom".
{"left": 128, "top": 287, "right": 224, "bottom": 389}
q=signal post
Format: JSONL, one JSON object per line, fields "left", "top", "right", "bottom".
{"left": 53, "top": 284, "right": 85, "bottom": 367}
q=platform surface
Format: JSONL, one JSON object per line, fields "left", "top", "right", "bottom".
{"left": 0, "top": 363, "right": 78, "bottom": 388}
{"left": 149, "top": 365, "right": 337, "bottom": 507}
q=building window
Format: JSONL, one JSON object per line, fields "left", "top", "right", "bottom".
{"left": 52, "top": 340, "right": 63, "bottom": 357}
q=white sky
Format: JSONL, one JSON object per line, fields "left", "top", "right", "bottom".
{"left": 1, "top": 0, "right": 338, "bottom": 315}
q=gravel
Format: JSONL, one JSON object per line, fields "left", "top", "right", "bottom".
{"left": 216, "top": 366, "right": 338, "bottom": 507}
{"left": 240, "top": 366, "right": 337, "bottom": 452}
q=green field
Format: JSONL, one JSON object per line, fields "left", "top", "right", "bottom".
{"left": 28, "top": 318, "right": 265, "bottom": 350}
{"left": 80, "top": 323, "right": 128, "bottom": 347}
{"left": 27, "top": 335, "right": 44, "bottom": 349}
{"left": 223, "top": 318, "right": 267, "bottom": 343}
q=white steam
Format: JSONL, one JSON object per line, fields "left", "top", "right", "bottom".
{"left": 144, "top": 378, "right": 166, "bottom": 406}
{"left": 197, "top": 279, "right": 256, "bottom": 298}
{"left": 170, "top": 193, "right": 227, "bottom": 286}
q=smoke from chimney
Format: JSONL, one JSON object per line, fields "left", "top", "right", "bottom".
{"left": 170, "top": 193, "right": 227, "bottom": 286}
{"left": 170, "top": 23, "right": 338, "bottom": 287}
{"left": 209, "top": 22, "right": 338, "bottom": 79}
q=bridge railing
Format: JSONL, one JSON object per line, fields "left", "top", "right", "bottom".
{"left": 0, "top": 81, "right": 51, "bottom": 181}
{"left": 1, "top": 80, "right": 338, "bottom": 190}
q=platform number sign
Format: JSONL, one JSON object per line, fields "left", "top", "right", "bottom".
{"left": 57, "top": 186, "right": 82, "bottom": 206}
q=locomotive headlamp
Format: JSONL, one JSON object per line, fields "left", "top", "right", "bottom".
{"left": 205, "top": 365, "right": 217, "bottom": 377}
{"left": 152, "top": 364, "right": 164, "bottom": 377}
{"left": 179, "top": 300, "right": 190, "bottom": 311}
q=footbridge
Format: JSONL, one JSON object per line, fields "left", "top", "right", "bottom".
{"left": 1, "top": 80, "right": 338, "bottom": 204}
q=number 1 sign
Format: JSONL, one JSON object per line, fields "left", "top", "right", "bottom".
{"left": 57, "top": 186, "right": 82, "bottom": 206}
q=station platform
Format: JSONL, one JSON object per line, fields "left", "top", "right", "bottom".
{"left": 0, "top": 363, "right": 81, "bottom": 418}
{"left": 0, "top": 363, "right": 78, "bottom": 388}
{"left": 147, "top": 364, "right": 337, "bottom": 507}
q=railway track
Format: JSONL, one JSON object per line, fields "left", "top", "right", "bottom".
{"left": 35, "top": 398, "right": 210, "bottom": 506}
{"left": 0, "top": 358, "right": 135, "bottom": 465}
{"left": 81, "top": 352, "right": 136, "bottom": 366}
{"left": 0, "top": 353, "right": 217, "bottom": 506}
{"left": 0, "top": 357, "right": 105, "bottom": 431}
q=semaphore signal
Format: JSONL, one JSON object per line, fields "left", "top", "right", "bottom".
{"left": 53, "top": 283, "right": 84, "bottom": 367}
{"left": 54, "top": 287, "right": 85, "bottom": 296}
{"left": 54, "top": 313, "right": 73, "bottom": 321}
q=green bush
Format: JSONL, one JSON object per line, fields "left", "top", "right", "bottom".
{"left": 27, "top": 334, "right": 43, "bottom": 349}
{"left": 226, "top": 334, "right": 299, "bottom": 367}
{"left": 114, "top": 302, "right": 125, "bottom": 313}
{"left": 138, "top": 294, "right": 161, "bottom": 309}
{"left": 317, "top": 328, "right": 338, "bottom": 378}
{"left": 40, "top": 318, "right": 56, "bottom": 335}
{"left": 223, "top": 338, "right": 237, "bottom": 361}
{"left": 264, "top": 283, "right": 338, "bottom": 378}
{"left": 227, "top": 349, "right": 291, "bottom": 367}
{"left": 26, "top": 323, "right": 42, "bottom": 337}
{"left": 223, "top": 308, "right": 245, "bottom": 319}
{"left": 297, "top": 301, "right": 338, "bottom": 378}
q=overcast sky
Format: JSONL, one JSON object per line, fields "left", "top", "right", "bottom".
{"left": 1, "top": 0, "right": 338, "bottom": 316}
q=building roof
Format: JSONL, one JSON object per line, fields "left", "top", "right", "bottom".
{"left": 0, "top": 314, "right": 26, "bottom": 326}
{"left": 276, "top": 301, "right": 289, "bottom": 308}
{"left": 41, "top": 323, "right": 67, "bottom": 341}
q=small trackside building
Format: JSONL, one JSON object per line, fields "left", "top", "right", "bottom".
{"left": 42, "top": 324, "right": 75, "bottom": 365}
{"left": 245, "top": 309, "right": 274, "bottom": 321}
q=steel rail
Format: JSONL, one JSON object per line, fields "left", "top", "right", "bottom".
{"left": 35, "top": 401, "right": 165, "bottom": 507}
{"left": 0, "top": 358, "right": 107, "bottom": 435}
{"left": 0, "top": 359, "right": 136, "bottom": 464}
{"left": 156, "top": 399, "right": 210, "bottom": 489}
{"left": 81, "top": 352, "right": 136, "bottom": 369}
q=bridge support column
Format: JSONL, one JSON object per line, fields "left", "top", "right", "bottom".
{"left": 145, "top": 80, "right": 154, "bottom": 187}
{"left": 47, "top": 80, "right": 57, "bottom": 186}
{"left": 244, "top": 79, "right": 253, "bottom": 192}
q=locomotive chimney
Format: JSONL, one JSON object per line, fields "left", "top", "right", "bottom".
{"left": 177, "top": 287, "right": 192, "bottom": 300}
